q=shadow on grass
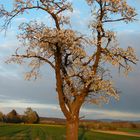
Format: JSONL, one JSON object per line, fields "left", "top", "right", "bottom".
{"left": 79, "top": 126, "right": 89, "bottom": 140}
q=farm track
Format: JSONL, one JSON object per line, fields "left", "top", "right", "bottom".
{"left": 92, "top": 130, "right": 140, "bottom": 137}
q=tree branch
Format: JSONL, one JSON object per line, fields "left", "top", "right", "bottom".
{"left": 12, "top": 54, "right": 55, "bottom": 69}
{"left": 102, "top": 16, "right": 136, "bottom": 23}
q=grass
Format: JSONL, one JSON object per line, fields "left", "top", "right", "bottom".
{"left": 83, "top": 131, "right": 140, "bottom": 140}
{"left": 0, "top": 124, "right": 65, "bottom": 140}
{"left": 0, "top": 124, "right": 139, "bottom": 140}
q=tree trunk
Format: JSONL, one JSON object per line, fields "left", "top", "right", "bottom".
{"left": 66, "top": 117, "right": 79, "bottom": 140}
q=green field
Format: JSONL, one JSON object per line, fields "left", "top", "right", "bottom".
{"left": 118, "top": 128, "right": 140, "bottom": 133}
{"left": 0, "top": 124, "right": 140, "bottom": 140}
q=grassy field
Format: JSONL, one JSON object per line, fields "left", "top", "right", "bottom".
{"left": 0, "top": 124, "right": 140, "bottom": 140}
{"left": 118, "top": 128, "right": 140, "bottom": 133}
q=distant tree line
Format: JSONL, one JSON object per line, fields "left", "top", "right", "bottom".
{"left": 79, "top": 121, "right": 140, "bottom": 131}
{"left": 0, "top": 108, "right": 39, "bottom": 124}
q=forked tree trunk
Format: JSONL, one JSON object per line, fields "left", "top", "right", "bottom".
{"left": 55, "top": 51, "right": 81, "bottom": 140}
{"left": 66, "top": 117, "right": 79, "bottom": 140}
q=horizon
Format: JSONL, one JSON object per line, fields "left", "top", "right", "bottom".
{"left": 1, "top": 107, "right": 140, "bottom": 122}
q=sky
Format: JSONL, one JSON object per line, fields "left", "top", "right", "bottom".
{"left": 0, "top": 0, "right": 140, "bottom": 121}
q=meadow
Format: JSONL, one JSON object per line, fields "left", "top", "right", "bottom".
{"left": 0, "top": 124, "right": 140, "bottom": 140}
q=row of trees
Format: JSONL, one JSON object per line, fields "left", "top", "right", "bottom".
{"left": 0, "top": 108, "right": 39, "bottom": 124}
{"left": 80, "top": 121, "right": 140, "bottom": 131}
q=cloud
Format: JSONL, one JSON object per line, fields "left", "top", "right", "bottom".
{"left": 0, "top": 94, "right": 9, "bottom": 99}
{"left": 0, "top": 101, "right": 63, "bottom": 118}
{"left": 0, "top": 99, "right": 139, "bottom": 120}
{"left": 0, "top": 99, "right": 59, "bottom": 110}
{"left": 0, "top": 73, "right": 56, "bottom": 103}
{"left": 14, "top": 17, "right": 27, "bottom": 23}
{"left": 0, "top": 28, "right": 19, "bottom": 57}
{"left": 105, "top": 31, "right": 140, "bottom": 113}
{"left": 81, "top": 108, "right": 140, "bottom": 120}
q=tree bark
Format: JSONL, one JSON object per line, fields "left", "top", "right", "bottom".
{"left": 66, "top": 117, "right": 79, "bottom": 140}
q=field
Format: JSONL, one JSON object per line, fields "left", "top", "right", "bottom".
{"left": 0, "top": 124, "right": 140, "bottom": 140}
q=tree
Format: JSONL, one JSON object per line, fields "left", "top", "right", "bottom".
{"left": 23, "top": 107, "right": 39, "bottom": 124}
{"left": 0, "top": 112, "right": 4, "bottom": 122}
{"left": 6, "top": 109, "right": 21, "bottom": 123}
{"left": 0, "top": 0, "right": 138, "bottom": 139}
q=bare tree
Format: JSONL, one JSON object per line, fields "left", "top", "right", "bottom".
{"left": 0, "top": 0, "right": 138, "bottom": 139}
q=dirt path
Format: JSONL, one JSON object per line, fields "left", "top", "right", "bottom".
{"left": 92, "top": 130, "right": 140, "bottom": 137}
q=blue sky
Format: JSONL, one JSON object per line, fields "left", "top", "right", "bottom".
{"left": 0, "top": 0, "right": 140, "bottom": 120}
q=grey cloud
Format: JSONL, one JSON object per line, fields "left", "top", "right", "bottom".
{"left": 83, "top": 31, "right": 140, "bottom": 116}
{"left": 104, "top": 31, "right": 140, "bottom": 113}
{"left": 0, "top": 70, "right": 57, "bottom": 105}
